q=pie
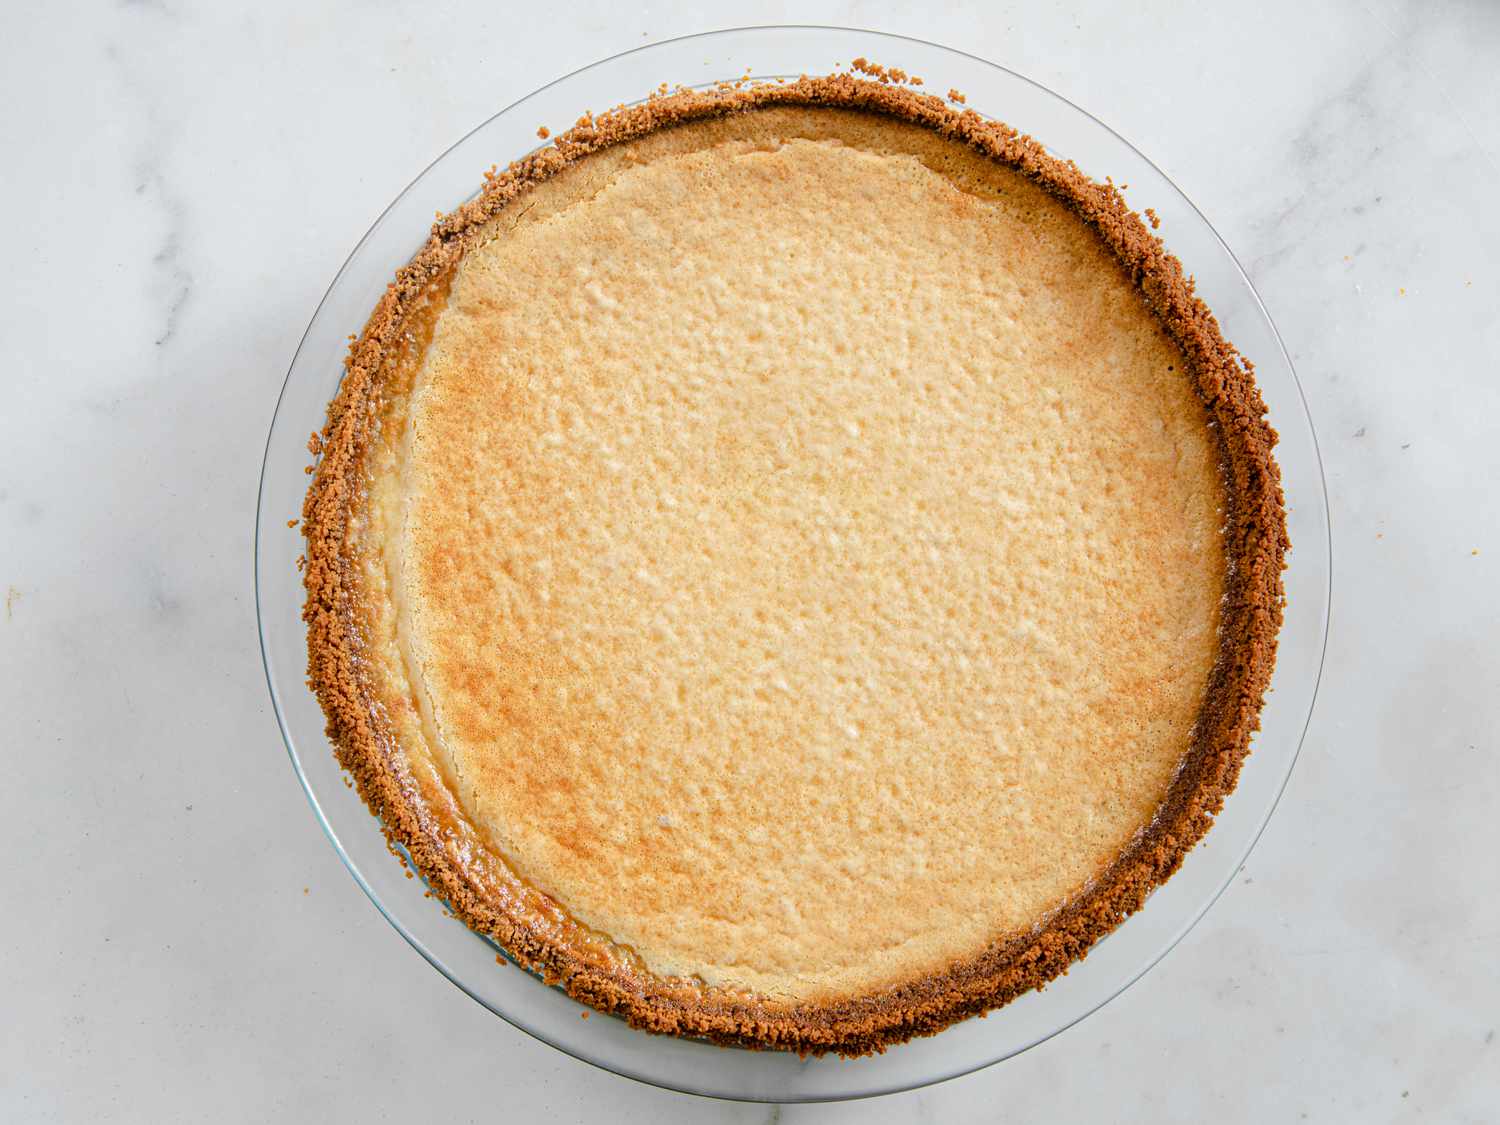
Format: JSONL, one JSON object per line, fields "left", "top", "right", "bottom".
{"left": 302, "top": 71, "right": 1286, "bottom": 1056}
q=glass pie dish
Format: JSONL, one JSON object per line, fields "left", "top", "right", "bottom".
{"left": 255, "top": 25, "right": 1330, "bottom": 1102}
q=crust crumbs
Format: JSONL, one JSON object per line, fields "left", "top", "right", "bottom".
{"left": 850, "top": 57, "right": 921, "bottom": 86}
{"left": 301, "top": 70, "right": 1288, "bottom": 1057}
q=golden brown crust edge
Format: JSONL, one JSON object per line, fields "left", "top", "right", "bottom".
{"left": 300, "top": 73, "right": 1288, "bottom": 1057}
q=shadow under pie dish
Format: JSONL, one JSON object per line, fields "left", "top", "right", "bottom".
{"left": 301, "top": 71, "right": 1286, "bottom": 1057}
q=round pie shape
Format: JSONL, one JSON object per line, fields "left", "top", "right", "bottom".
{"left": 302, "top": 74, "right": 1285, "bottom": 1056}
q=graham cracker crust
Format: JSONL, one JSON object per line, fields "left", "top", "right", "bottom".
{"left": 300, "top": 71, "right": 1287, "bottom": 1057}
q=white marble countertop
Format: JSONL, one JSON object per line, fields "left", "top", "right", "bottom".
{"left": 3, "top": 2, "right": 1496, "bottom": 1120}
